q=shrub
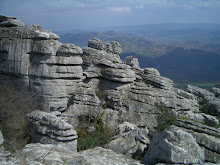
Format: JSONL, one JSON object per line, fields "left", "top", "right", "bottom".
{"left": 0, "top": 83, "right": 42, "bottom": 152}
{"left": 156, "top": 105, "right": 177, "bottom": 132}
{"left": 76, "top": 113, "right": 115, "bottom": 152}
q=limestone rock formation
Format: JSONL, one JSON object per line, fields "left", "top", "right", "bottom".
{"left": 142, "top": 125, "right": 205, "bottom": 165}
{"left": 1, "top": 15, "right": 220, "bottom": 164}
{"left": 14, "top": 143, "right": 143, "bottom": 165}
{"left": 187, "top": 85, "right": 215, "bottom": 103}
{"left": 0, "top": 16, "right": 83, "bottom": 111}
{"left": 124, "top": 56, "right": 141, "bottom": 70}
{"left": 0, "top": 131, "right": 3, "bottom": 152}
{"left": 28, "top": 110, "right": 78, "bottom": 152}
{"left": 187, "top": 85, "right": 220, "bottom": 117}
{"left": 211, "top": 87, "right": 220, "bottom": 98}
{"left": 0, "top": 15, "right": 25, "bottom": 27}
{"left": 174, "top": 119, "right": 220, "bottom": 163}
{"left": 105, "top": 122, "right": 150, "bottom": 157}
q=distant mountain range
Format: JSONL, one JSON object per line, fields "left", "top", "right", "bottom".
{"left": 58, "top": 23, "right": 220, "bottom": 85}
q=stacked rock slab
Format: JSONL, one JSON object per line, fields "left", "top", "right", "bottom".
{"left": 0, "top": 15, "right": 83, "bottom": 111}
{"left": 0, "top": 16, "right": 200, "bottom": 133}
{"left": 142, "top": 125, "right": 205, "bottom": 165}
{"left": 174, "top": 119, "right": 220, "bottom": 163}
{"left": 15, "top": 144, "right": 143, "bottom": 165}
{"left": 28, "top": 110, "right": 78, "bottom": 152}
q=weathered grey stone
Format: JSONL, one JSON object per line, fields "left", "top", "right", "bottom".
{"left": 105, "top": 122, "right": 149, "bottom": 157}
{"left": 192, "top": 132, "right": 220, "bottom": 154}
{"left": 211, "top": 87, "right": 220, "bottom": 98}
{"left": 203, "top": 147, "right": 220, "bottom": 163}
{"left": 0, "top": 15, "right": 16, "bottom": 22}
{"left": 187, "top": 85, "right": 215, "bottom": 103}
{"left": 31, "top": 40, "right": 62, "bottom": 55}
{"left": 204, "top": 98, "right": 220, "bottom": 117}
{"left": 0, "top": 19, "right": 25, "bottom": 27}
{"left": 0, "top": 130, "right": 4, "bottom": 152}
{"left": 173, "top": 119, "right": 220, "bottom": 163}
{"left": 57, "top": 43, "right": 83, "bottom": 55}
{"left": 178, "top": 111, "right": 219, "bottom": 127}
{"left": 110, "top": 41, "right": 122, "bottom": 55}
{"left": 142, "top": 125, "right": 204, "bottom": 165}
{"left": 101, "top": 68, "right": 136, "bottom": 83}
{"left": 88, "top": 38, "right": 103, "bottom": 50}
{"left": 15, "top": 143, "right": 143, "bottom": 165}
{"left": 202, "top": 113, "right": 219, "bottom": 127}
{"left": 104, "top": 41, "right": 122, "bottom": 55}
{"left": 29, "top": 64, "right": 83, "bottom": 78}
{"left": 15, "top": 143, "right": 84, "bottom": 165}
{"left": 138, "top": 68, "right": 173, "bottom": 90}
{"left": 28, "top": 110, "right": 77, "bottom": 152}
{"left": 124, "top": 56, "right": 141, "bottom": 70}
{"left": 174, "top": 119, "right": 220, "bottom": 138}
{"left": 80, "top": 147, "right": 143, "bottom": 165}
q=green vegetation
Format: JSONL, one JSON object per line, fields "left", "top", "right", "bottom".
{"left": 156, "top": 105, "right": 177, "bottom": 132}
{"left": 76, "top": 113, "right": 115, "bottom": 152}
{"left": 215, "top": 118, "right": 220, "bottom": 128}
{"left": 0, "top": 83, "right": 42, "bottom": 152}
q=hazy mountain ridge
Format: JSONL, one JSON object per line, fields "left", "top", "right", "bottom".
{"left": 59, "top": 24, "right": 220, "bottom": 84}
{"left": 59, "top": 31, "right": 174, "bottom": 57}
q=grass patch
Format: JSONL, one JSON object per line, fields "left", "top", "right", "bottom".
{"left": 214, "top": 118, "right": 220, "bottom": 129}
{"left": 156, "top": 105, "right": 177, "bottom": 132}
{"left": 76, "top": 113, "right": 115, "bottom": 152}
{"left": 0, "top": 83, "right": 42, "bottom": 152}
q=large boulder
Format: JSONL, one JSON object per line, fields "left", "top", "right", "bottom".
{"left": 187, "top": 85, "right": 215, "bottom": 103}
{"left": 15, "top": 144, "right": 143, "bottom": 165}
{"left": 174, "top": 119, "right": 220, "bottom": 163}
{"left": 211, "top": 87, "right": 220, "bottom": 98}
{"left": 142, "top": 125, "right": 204, "bottom": 165}
{"left": 28, "top": 110, "right": 78, "bottom": 152}
{"left": 88, "top": 38, "right": 103, "bottom": 50}
{"left": 0, "top": 15, "right": 25, "bottom": 27}
{"left": 138, "top": 68, "right": 173, "bottom": 90}
{"left": 105, "top": 122, "right": 150, "bottom": 157}
{"left": 204, "top": 98, "right": 220, "bottom": 117}
{"left": 124, "top": 56, "right": 141, "bottom": 70}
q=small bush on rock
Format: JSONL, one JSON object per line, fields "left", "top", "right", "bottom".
{"left": 76, "top": 113, "right": 115, "bottom": 151}
{"left": 0, "top": 83, "right": 42, "bottom": 152}
{"left": 156, "top": 105, "right": 177, "bottom": 133}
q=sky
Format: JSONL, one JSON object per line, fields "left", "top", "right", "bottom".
{"left": 0, "top": 0, "right": 220, "bottom": 31}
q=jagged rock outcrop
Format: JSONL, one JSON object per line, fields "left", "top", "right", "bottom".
{"left": 14, "top": 143, "right": 143, "bottom": 165}
{"left": 124, "top": 56, "right": 141, "bottom": 70}
{"left": 105, "top": 122, "right": 150, "bottom": 158}
{"left": 174, "top": 119, "right": 220, "bottom": 163}
{"left": 211, "top": 87, "right": 220, "bottom": 98}
{"left": 0, "top": 16, "right": 83, "bottom": 111}
{"left": 187, "top": 85, "right": 220, "bottom": 117}
{"left": 28, "top": 110, "right": 78, "bottom": 152}
{"left": 142, "top": 125, "right": 205, "bottom": 165}
{"left": 0, "top": 15, "right": 200, "bottom": 133}
{"left": 187, "top": 85, "right": 215, "bottom": 103}
{"left": 0, "top": 15, "right": 25, "bottom": 27}
{"left": 2, "top": 15, "right": 220, "bottom": 164}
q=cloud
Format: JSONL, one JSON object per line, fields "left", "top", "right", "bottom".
{"left": 108, "top": 6, "right": 131, "bottom": 13}
{"left": 136, "top": 5, "right": 144, "bottom": 9}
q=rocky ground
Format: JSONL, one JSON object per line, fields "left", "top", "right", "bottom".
{"left": 0, "top": 15, "right": 220, "bottom": 164}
